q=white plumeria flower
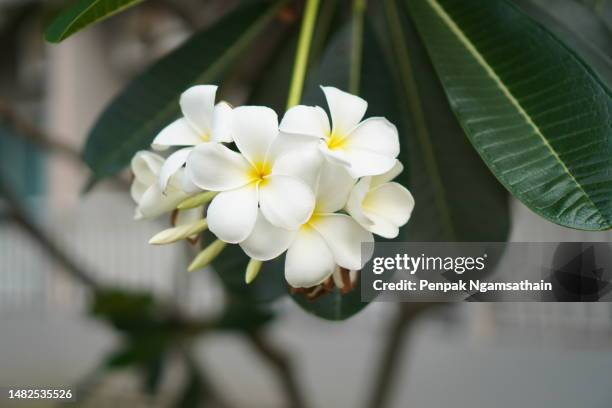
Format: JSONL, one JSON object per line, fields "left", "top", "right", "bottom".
{"left": 130, "top": 151, "right": 189, "bottom": 219}
{"left": 185, "top": 106, "right": 317, "bottom": 244}
{"left": 239, "top": 162, "right": 374, "bottom": 288}
{"left": 152, "top": 85, "right": 233, "bottom": 192}
{"left": 279, "top": 86, "right": 400, "bottom": 178}
{"left": 346, "top": 161, "right": 414, "bottom": 239}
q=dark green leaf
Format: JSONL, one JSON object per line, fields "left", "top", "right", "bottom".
{"left": 45, "top": 0, "right": 145, "bottom": 43}
{"left": 407, "top": 0, "right": 612, "bottom": 230}
{"left": 514, "top": 0, "right": 612, "bottom": 87}
{"left": 83, "top": 1, "right": 282, "bottom": 180}
{"left": 373, "top": 0, "right": 510, "bottom": 241}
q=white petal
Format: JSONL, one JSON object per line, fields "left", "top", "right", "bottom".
{"left": 152, "top": 118, "right": 202, "bottom": 150}
{"left": 206, "top": 185, "right": 258, "bottom": 243}
{"left": 186, "top": 143, "right": 253, "bottom": 191}
{"left": 259, "top": 175, "right": 315, "bottom": 230}
{"left": 180, "top": 169, "right": 202, "bottom": 194}
{"left": 130, "top": 179, "right": 148, "bottom": 203}
{"left": 285, "top": 227, "right": 336, "bottom": 288}
{"left": 137, "top": 184, "right": 186, "bottom": 219}
{"left": 315, "top": 161, "right": 355, "bottom": 213}
{"left": 321, "top": 86, "right": 367, "bottom": 136}
{"left": 232, "top": 106, "right": 278, "bottom": 165}
{"left": 210, "top": 102, "right": 233, "bottom": 143}
{"left": 131, "top": 151, "right": 163, "bottom": 184}
{"left": 342, "top": 150, "right": 398, "bottom": 179}
{"left": 318, "top": 141, "right": 352, "bottom": 167}
{"left": 159, "top": 148, "right": 192, "bottom": 191}
{"left": 371, "top": 160, "right": 404, "bottom": 187}
{"left": 312, "top": 214, "right": 373, "bottom": 270}
{"left": 175, "top": 207, "right": 203, "bottom": 226}
{"left": 342, "top": 117, "right": 399, "bottom": 177}
{"left": 272, "top": 143, "right": 323, "bottom": 190}
{"left": 279, "top": 105, "right": 329, "bottom": 138}
{"left": 240, "top": 211, "right": 295, "bottom": 261}
{"left": 363, "top": 182, "right": 415, "bottom": 238}
{"left": 345, "top": 177, "right": 374, "bottom": 228}
{"left": 180, "top": 85, "right": 217, "bottom": 136}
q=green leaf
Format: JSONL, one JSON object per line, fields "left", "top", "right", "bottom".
{"left": 372, "top": 0, "right": 509, "bottom": 242}
{"left": 514, "top": 0, "right": 612, "bottom": 87}
{"left": 45, "top": 0, "right": 145, "bottom": 43}
{"left": 406, "top": 0, "right": 612, "bottom": 230}
{"left": 83, "top": 1, "right": 283, "bottom": 180}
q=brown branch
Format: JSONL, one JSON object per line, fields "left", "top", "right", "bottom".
{"left": 365, "top": 303, "right": 437, "bottom": 408}
{"left": 0, "top": 174, "right": 100, "bottom": 289}
{"left": 246, "top": 330, "right": 308, "bottom": 408}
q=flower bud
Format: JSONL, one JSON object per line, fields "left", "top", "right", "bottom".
{"left": 149, "top": 219, "right": 208, "bottom": 245}
{"left": 188, "top": 239, "right": 227, "bottom": 272}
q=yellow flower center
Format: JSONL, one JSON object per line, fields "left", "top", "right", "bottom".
{"left": 326, "top": 131, "right": 348, "bottom": 150}
{"left": 248, "top": 161, "right": 272, "bottom": 187}
{"left": 200, "top": 133, "right": 210, "bottom": 142}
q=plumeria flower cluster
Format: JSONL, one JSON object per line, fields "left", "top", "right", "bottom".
{"left": 130, "top": 84, "right": 415, "bottom": 291}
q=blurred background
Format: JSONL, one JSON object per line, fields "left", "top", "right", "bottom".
{"left": 1, "top": 0, "right": 612, "bottom": 407}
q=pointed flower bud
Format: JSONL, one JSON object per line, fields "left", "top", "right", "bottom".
{"left": 177, "top": 191, "right": 218, "bottom": 210}
{"left": 188, "top": 239, "right": 227, "bottom": 272}
{"left": 149, "top": 219, "right": 208, "bottom": 245}
{"left": 245, "top": 259, "right": 263, "bottom": 284}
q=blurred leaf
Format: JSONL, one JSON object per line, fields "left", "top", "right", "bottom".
{"left": 514, "top": 0, "right": 612, "bottom": 86}
{"left": 45, "top": 0, "right": 145, "bottom": 43}
{"left": 214, "top": 299, "right": 274, "bottom": 330}
{"left": 83, "top": 1, "right": 283, "bottom": 181}
{"left": 407, "top": 0, "right": 612, "bottom": 231}
{"left": 248, "top": 32, "right": 299, "bottom": 113}
{"left": 372, "top": 0, "right": 510, "bottom": 242}
{"left": 105, "top": 334, "right": 169, "bottom": 368}
{"left": 90, "top": 289, "right": 159, "bottom": 331}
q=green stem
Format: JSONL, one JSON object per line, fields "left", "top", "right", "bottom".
{"left": 349, "top": 0, "right": 366, "bottom": 94}
{"left": 286, "top": 0, "right": 321, "bottom": 109}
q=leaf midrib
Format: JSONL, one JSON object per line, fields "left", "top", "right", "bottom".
{"left": 425, "top": 0, "right": 610, "bottom": 228}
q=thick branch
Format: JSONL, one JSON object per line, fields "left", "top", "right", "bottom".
{"left": 246, "top": 331, "right": 308, "bottom": 408}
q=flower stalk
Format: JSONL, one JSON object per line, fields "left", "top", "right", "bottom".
{"left": 349, "top": 0, "right": 366, "bottom": 94}
{"left": 286, "top": 0, "right": 321, "bottom": 109}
